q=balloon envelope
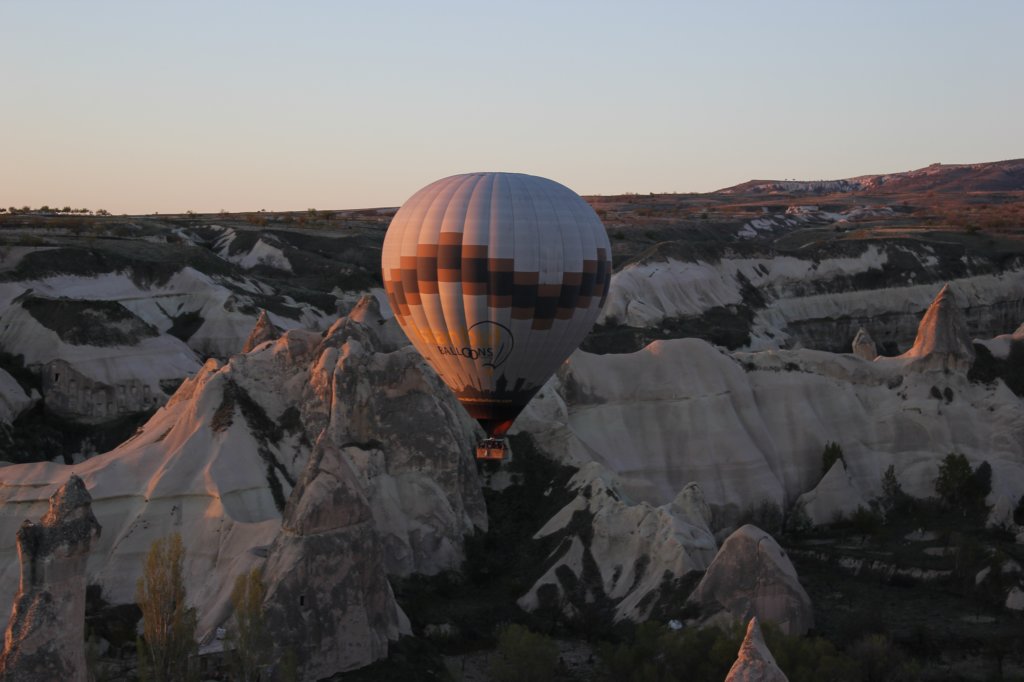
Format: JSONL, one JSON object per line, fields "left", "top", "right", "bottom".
{"left": 381, "top": 172, "right": 612, "bottom": 437}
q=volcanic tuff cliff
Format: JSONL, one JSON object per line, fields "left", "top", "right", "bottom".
{"left": 518, "top": 283, "right": 1024, "bottom": 523}
{"left": 0, "top": 296, "right": 485, "bottom": 676}
{"left": 0, "top": 475, "right": 100, "bottom": 682}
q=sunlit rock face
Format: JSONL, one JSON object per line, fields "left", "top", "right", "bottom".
{"left": 687, "top": 525, "right": 813, "bottom": 636}
{"left": 0, "top": 475, "right": 100, "bottom": 682}
{"left": 241, "top": 309, "right": 283, "bottom": 353}
{"left": 517, "top": 464, "right": 717, "bottom": 622}
{"left": 0, "top": 296, "right": 484, "bottom": 676}
{"left": 725, "top": 617, "right": 788, "bottom": 682}
{"left": 879, "top": 283, "right": 975, "bottom": 373}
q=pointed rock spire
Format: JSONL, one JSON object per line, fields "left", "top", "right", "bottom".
{"left": 242, "top": 309, "right": 282, "bottom": 353}
{"left": 901, "top": 283, "right": 975, "bottom": 372}
{"left": 725, "top": 617, "right": 789, "bottom": 682}
{"left": 851, "top": 327, "right": 878, "bottom": 361}
{"left": 0, "top": 475, "right": 101, "bottom": 681}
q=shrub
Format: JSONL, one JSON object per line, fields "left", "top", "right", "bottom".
{"left": 935, "top": 453, "right": 990, "bottom": 511}
{"left": 490, "top": 624, "right": 559, "bottom": 682}
{"left": 136, "top": 533, "right": 197, "bottom": 682}
{"left": 228, "top": 568, "right": 270, "bottom": 682}
{"left": 935, "top": 453, "right": 973, "bottom": 508}
{"left": 738, "top": 499, "right": 784, "bottom": 535}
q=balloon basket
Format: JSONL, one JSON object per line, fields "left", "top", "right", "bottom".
{"left": 475, "top": 437, "right": 510, "bottom": 462}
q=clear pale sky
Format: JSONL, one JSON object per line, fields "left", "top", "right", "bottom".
{"left": 3, "top": 1, "right": 1022, "bottom": 214}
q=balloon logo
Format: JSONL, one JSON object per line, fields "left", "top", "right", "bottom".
{"left": 381, "top": 172, "right": 612, "bottom": 438}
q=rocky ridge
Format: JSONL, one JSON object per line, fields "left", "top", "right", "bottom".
{"left": 0, "top": 296, "right": 485, "bottom": 676}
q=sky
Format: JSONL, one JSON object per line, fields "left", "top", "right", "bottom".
{"left": 2, "top": 1, "right": 1022, "bottom": 214}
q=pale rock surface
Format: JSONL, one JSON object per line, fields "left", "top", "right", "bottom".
{"left": 851, "top": 327, "right": 878, "bottom": 361}
{"left": 686, "top": 525, "right": 813, "bottom": 635}
{"left": 0, "top": 475, "right": 100, "bottom": 682}
{"left": 518, "top": 464, "right": 717, "bottom": 621}
{"left": 1006, "top": 587, "right": 1024, "bottom": 611}
{"left": 597, "top": 246, "right": 1024, "bottom": 352}
{"left": 879, "top": 284, "right": 975, "bottom": 373}
{"left": 241, "top": 309, "right": 283, "bottom": 353}
{"left": 976, "top": 322, "right": 1024, "bottom": 359}
{"left": 0, "top": 296, "right": 484, "bottom": 677}
{"left": 0, "top": 300, "right": 201, "bottom": 421}
{"left": 521, "top": 327, "right": 1024, "bottom": 524}
{"left": 261, "top": 438, "right": 406, "bottom": 678}
{"left": 0, "top": 267, "right": 331, "bottom": 360}
{"left": 0, "top": 370, "right": 33, "bottom": 425}
{"left": 725, "top": 617, "right": 788, "bottom": 682}
{"left": 795, "top": 460, "right": 870, "bottom": 526}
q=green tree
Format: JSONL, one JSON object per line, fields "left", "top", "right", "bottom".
{"left": 881, "top": 464, "right": 911, "bottom": 519}
{"left": 136, "top": 533, "right": 197, "bottom": 682}
{"left": 935, "top": 453, "right": 973, "bottom": 508}
{"left": 490, "top": 624, "right": 559, "bottom": 682}
{"left": 228, "top": 568, "right": 270, "bottom": 681}
{"left": 822, "top": 442, "right": 844, "bottom": 475}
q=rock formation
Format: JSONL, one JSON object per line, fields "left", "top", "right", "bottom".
{"left": 0, "top": 369, "right": 34, "bottom": 426}
{"left": 0, "top": 475, "right": 100, "bottom": 682}
{"left": 686, "top": 525, "right": 813, "bottom": 635}
{"left": 241, "top": 309, "right": 283, "bottom": 353}
{"left": 725, "top": 617, "right": 788, "bottom": 682}
{"left": 261, "top": 439, "right": 406, "bottom": 678}
{"left": 795, "top": 460, "right": 869, "bottom": 526}
{"left": 596, "top": 242, "right": 1024, "bottom": 353}
{"left": 0, "top": 295, "right": 484, "bottom": 679}
{"left": 851, "top": 327, "right": 877, "bottom": 361}
{"left": 518, "top": 464, "right": 717, "bottom": 621}
{"left": 891, "top": 283, "right": 975, "bottom": 373}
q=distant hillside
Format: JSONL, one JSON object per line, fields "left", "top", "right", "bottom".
{"left": 719, "top": 159, "right": 1024, "bottom": 195}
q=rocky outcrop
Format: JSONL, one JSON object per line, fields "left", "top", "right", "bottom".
{"left": 851, "top": 327, "right": 877, "bottom": 361}
{"left": 725, "top": 617, "right": 788, "bottom": 682}
{"left": 0, "top": 295, "right": 484, "bottom": 679}
{"left": 596, "top": 242, "right": 1024, "bottom": 354}
{"left": 976, "top": 322, "right": 1024, "bottom": 359}
{"left": 0, "top": 369, "right": 34, "bottom": 426}
{"left": 686, "top": 525, "right": 813, "bottom": 635}
{"left": 261, "top": 439, "right": 406, "bottom": 678}
{"left": 891, "top": 283, "right": 975, "bottom": 373}
{"left": 518, "top": 464, "right": 717, "bottom": 621}
{"left": 241, "top": 310, "right": 283, "bottom": 353}
{"left": 795, "top": 461, "right": 869, "bottom": 526}
{"left": 0, "top": 475, "right": 100, "bottom": 682}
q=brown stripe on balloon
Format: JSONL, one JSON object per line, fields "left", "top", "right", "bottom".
{"left": 388, "top": 269, "right": 411, "bottom": 317}
{"left": 556, "top": 272, "right": 582, "bottom": 319}
{"left": 399, "top": 256, "right": 420, "bottom": 305}
{"left": 416, "top": 243, "right": 438, "bottom": 285}
{"left": 511, "top": 271, "right": 539, "bottom": 320}
{"left": 577, "top": 259, "right": 597, "bottom": 307}
{"left": 532, "top": 283, "right": 562, "bottom": 329}
{"left": 487, "top": 258, "right": 514, "bottom": 307}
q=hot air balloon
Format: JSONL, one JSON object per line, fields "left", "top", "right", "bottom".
{"left": 381, "top": 172, "right": 612, "bottom": 460}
